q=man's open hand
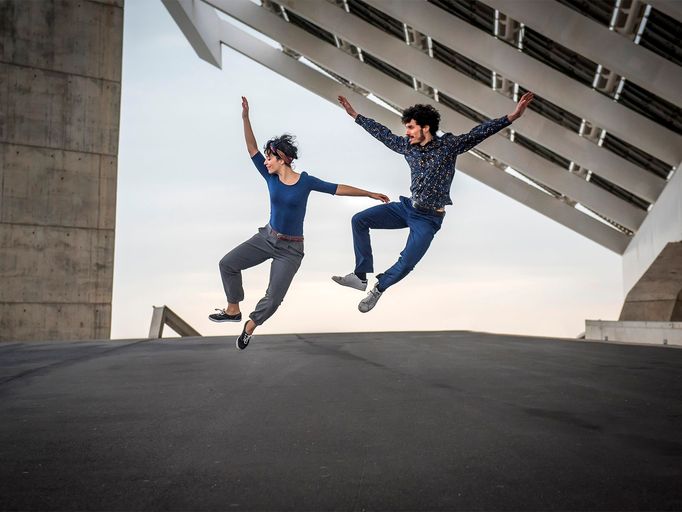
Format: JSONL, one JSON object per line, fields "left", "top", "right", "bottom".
{"left": 508, "top": 91, "right": 534, "bottom": 122}
{"left": 338, "top": 95, "right": 358, "bottom": 119}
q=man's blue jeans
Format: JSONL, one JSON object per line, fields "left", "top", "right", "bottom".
{"left": 352, "top": 196, "right": 444, "bottom": 291}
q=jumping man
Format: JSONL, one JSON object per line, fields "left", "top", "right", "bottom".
{"left": 332, "top": 92, "right": 535, "bottom": 312}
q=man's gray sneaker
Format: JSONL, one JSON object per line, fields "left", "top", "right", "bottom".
{"left": 332, "top": 272, "right": 368, "bottom": 291}
{"left": 358, "top": 283, "right": 383, "bottom": 313}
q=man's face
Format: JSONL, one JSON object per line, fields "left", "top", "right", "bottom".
{"left": 405, "top": 119, "right": 428, "bottom": 145}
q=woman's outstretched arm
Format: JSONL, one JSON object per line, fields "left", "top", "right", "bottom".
{"left": 336, "top": 184, "right": 390, "bottom": 203}
{"left": 242, "top": 96, "right": 259, "bottom": 157}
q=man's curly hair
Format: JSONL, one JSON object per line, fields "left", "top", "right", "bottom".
{"left": 401, "top": 104, "right": 441, "bottom": 133}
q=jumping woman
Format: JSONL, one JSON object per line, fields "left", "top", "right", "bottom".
{"left": 210, "top": 97, "right": 390, "bottom": 350}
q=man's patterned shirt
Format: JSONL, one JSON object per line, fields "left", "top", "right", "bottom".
{"left": 355, "top": 114, "right": 511, "bottom": 209}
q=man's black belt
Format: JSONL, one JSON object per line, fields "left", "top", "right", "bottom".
{"left": 411, "top": 200, "right": 445, "bottom": 217}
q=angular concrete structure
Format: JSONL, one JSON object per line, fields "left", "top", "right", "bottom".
{"left": 165, "top": 0, "right": 682, "bottom": 342}
{"left": 0, "top": 0, "right": 123, "bottom": 341}
{"left": 164, "top": 0, "right": 681, "bottom": 255}
{"left": 620, "top": 241, "right": 682, "bottom": 321}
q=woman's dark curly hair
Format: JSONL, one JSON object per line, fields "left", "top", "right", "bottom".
{"left": 264, "top": 133, "right": 299, "bottom": 164}
{"left": 401, "top": 104, "right": 441, "bottom": 133}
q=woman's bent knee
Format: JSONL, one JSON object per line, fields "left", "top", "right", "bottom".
{"left": 219, "top": 257, "right": 238, "bottom": 275}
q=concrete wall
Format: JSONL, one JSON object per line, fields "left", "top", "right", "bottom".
{"left": 622, "top": 162, "right": 682, "bottom": 296}
{"left": 0, "top": 0, "right": 123, "bottom": 341}
{"left": 585, "top": 320, "right": 682, "bottom": 347}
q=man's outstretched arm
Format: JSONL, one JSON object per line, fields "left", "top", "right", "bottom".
{"left": 450, "top": 91, "right": 535, "bottom": 155}
{"left": 338, "top": 95, "right": 409, "bottom": 155}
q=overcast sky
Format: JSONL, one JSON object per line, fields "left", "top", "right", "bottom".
{"left": 111, "top": 0, "right": 624, "bottom": 339}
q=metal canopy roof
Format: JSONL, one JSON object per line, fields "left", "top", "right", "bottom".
{"left": 163, "top": 0, "right": 682, "bottom": 254}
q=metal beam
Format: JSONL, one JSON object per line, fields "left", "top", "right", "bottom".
{"left": 362, "top": 0, "right": 681, "bottom": 166}
{"left": 161, "top": 0, "right": 222, "bottom": 68}
{"left": 480, "top": 0, "right": 682, "bottom": 107}
{"left": 276, "top": 0, "right": 663, "bottom": 205}
{"left": 207, "top": 0, "right": 646, "bottom": 232}
{"left": 459, "top": 154, "right": 630, "bottom": 254}
{"left": 207, "top": 8, "right": 629, "bottom": 252}
{"left": 647, "top": 0, "right": 682, "bottom": 23}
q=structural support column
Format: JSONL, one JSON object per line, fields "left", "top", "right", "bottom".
{"left": 0, "top": 0, "right": 124, "bottom": 341}
{"left": 620, "top": 242, "right": 682, "bottom": 321}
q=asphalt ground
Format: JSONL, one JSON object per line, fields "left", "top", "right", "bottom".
{"left": 1, "top": 331, "right": 681, "bottom": 511}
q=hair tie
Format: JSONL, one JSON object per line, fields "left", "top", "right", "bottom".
{"left": 270, "top": 144, "right": 292, "bottom": 165}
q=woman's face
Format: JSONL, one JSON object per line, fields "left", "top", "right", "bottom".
{"left": 264, "top": 152, "right": 285, "bottom": 174}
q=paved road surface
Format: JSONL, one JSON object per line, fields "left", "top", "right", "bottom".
{"left": 1, "top": 331, "right": 681, "bottom": 510}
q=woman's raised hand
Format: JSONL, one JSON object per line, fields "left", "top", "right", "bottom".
{"left": 242, "top": 96, "right": 250, "bottom": 119}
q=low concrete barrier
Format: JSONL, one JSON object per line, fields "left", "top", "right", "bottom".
{"left": 585, "top": 320, "right": 682, "bottom": 347}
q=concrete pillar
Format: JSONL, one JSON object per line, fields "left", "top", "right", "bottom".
{"left": 619, "top": 242, "right": 682, "bottom": 321}
{"left": 0, "top": 0, "right": 123, "bottom": 341}
{"left": 622, "top": 161, "right": 682, "bottom": 295}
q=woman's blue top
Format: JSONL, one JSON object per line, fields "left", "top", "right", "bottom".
{"left": 251, "top": 152, "right": 338, "bottom": 236}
